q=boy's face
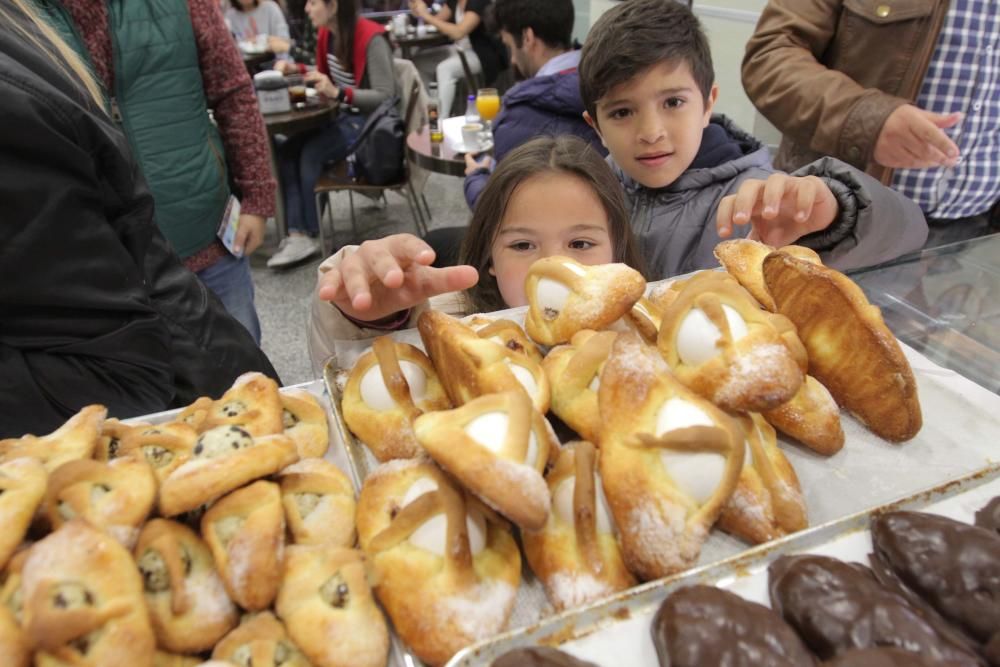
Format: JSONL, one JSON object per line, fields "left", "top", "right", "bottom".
{"left": 585, "top": 60, "right": 718, "bottom": 189}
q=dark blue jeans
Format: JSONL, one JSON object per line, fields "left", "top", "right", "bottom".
{"left": 277, "top": 113, "right": 366, "bottom": 237}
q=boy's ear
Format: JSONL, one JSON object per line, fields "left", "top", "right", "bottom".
{"left": 702, "top": 83, "right": 720, "bottom": 126}
{"left": 583, "top": 111, "right": 606, "bottom": 147}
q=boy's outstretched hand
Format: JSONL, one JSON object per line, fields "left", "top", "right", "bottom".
{"left": 717, "top": 174, "right": 838, "bottom": 248}
{"left": 317, "top": 234, "right": 479, "bottom": 324}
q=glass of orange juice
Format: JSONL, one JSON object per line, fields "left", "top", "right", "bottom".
{"left": 475, "top": 87, "right": 500, "bottom": 133}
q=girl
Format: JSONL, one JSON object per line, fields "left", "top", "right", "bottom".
{"left": 227, "top": 0, "right": 292, "bottom": 57}
{"left": 308, "top": 135, "right": 646, "bottom": 369}
{"left": 270, "top": 0, "right": 398, "bottom": 268}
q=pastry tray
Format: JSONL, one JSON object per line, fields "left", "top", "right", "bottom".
{"left": 319, "top": 313, "right": 1000, "bottom": 667}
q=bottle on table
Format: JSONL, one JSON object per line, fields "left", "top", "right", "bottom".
{"left": 464, "top": 94, "right": 480, "bottom": 124}
{"left": 428, "top": 82, "right": 443, "bottom": 143}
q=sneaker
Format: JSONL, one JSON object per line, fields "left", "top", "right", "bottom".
{"left": 267, "top": 234, "right": 320, "bottom": 269}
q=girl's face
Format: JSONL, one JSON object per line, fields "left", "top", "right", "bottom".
{"left": 490, "top": 171, "right": 615, "bottom": 307}
{"left": 305, "top": 0, "right": 335, "bottom": 28}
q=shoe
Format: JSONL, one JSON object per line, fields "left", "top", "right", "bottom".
{"left": 267, "top": 234, "right": 320, "bottom": 268}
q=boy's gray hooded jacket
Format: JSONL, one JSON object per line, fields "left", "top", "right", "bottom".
{"left": 615, "top": 115, "right": 928, "bottom": 279}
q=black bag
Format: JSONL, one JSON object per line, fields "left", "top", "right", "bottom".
{"left": 347, "top": 95, "right": 405, "bottom": 185}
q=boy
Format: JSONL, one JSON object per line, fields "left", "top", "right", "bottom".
{"left": 579, "top": 0, "right": 928, "bottom": 278}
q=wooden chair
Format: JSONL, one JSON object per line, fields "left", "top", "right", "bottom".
{"left": 313, "top": 79, "right": 429, "bottom": 255}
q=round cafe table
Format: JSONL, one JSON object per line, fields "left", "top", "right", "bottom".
{"left": 406, "top": 124, "right": 469, "bottom": 178}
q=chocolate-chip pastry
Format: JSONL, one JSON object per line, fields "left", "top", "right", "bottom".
{"left": 94, "top": 418, "right": 146, "bottom": 461}
{"left": 135, "top": 519, "right": 238, "bottom": 653}
{"left": 211, "top": 611, "right": 310, "bottom": 666}
{"left": 275, "top": 545, "right": 388, "bottom": 667}
{"left": 714, "top": 238, "right": 822, "bottom": 311}
{"left": 158, "top": 426, "right": 298, "bottom": 517}
{"left": 466, "top": 316, "right": 544, "bottom": 364}
{"left": 975, "top": 497, "right": 1000, "bottom": 536}
{"left": 0, "top": 457, "right": 46, "bottom": 570}
{"left": 493, "top": 646, "right": 599, "bottom": 667}
{"left": 279, "top": 389, "right": 330, "bottom": 459}
{"left": 768, "top": 554, "right": 982, "bottom": 665}
{"left": 357, "top": 459, "right": 520, "bottom": 666}
{"left": 0, "top": 404, "right": 105, "bottom": 472}
{"left": 598, "top": 333, "right": 744, "bottom": 581}
{"left": 116, "top": 421, "right": 198, "bottom": 484}
{"left": 0, "top": 604, "right": 29, "bottom": 667}
{"left": 179, "top": 372, "right": 285, "bottom": 437}
{"left": 652, "top": 585, "right": 815, "bottom": 667}
{"left": 20, "top": 520, "right": 155, "bottom": 666}
{"left": 413, "top": 390, "right": 556, "bottom": 531}
{"left": 342, "top": 336, "right": 451, "bottom": 461}
{"left": 1, "top": 549, "right": 27, "bottom": 624}
{"left": 542, "top": 330, "right": 619, "bottom": 445}
{"left": 278, "top": 458, "right": 356, "bottom": 547}
{"left": 870, "top": 511, "right": 1000, "bottom": 650}
{"left": 43, "top": 457, "right": 156, "bottom": 548}
{"left": 202, "top": 481, "right": 286, "bottom": 611}
{"left": 822, "top": 647, "right": 945, "bottom": 667}
{"left": 762, "top": 374, "right": 845, "bottom": 456}
{"left": 522, "top": 442, "right": 635, "bottom": 611}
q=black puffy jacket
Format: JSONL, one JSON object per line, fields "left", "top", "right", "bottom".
{"left": 0, "top": 16, "right": 279, "bottom": 438}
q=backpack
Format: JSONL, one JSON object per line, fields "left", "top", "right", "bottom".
{"left": 347, "top": 95, "right": 405, "bottom": 185}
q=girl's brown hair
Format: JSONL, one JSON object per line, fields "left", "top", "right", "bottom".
{"left": 321, "top": 0, "right": 359, "bottom": 70}
{"left": 229, "top": 0, "right": 261, "bottom": 10}
{"left": 459, "top": 135, "right": 646, "bottom": 313}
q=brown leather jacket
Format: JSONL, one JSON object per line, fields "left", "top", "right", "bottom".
{"left": 742, "top": 0, "right": 950, "bottom": 184}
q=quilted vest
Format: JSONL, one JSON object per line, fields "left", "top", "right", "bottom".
{"left": 42, "top": 0, "right": 230, "bottom": 258}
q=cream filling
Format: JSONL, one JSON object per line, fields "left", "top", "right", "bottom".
{"left": 505, "top": 360, "right": 539, "bottom": 401}
{"left": 465, "top": 411, "right": 539, "bottom": 467}
{"left": 656, "top": 398, "right": 725, "bottom": 505}
{"left": 552, "top": 475, "right": 614, "bottom": 534}
{"left": 359, "top": 361, "right": 427, "bottom": 411}
{"left": 535, "top": 277, "right": 572, "bottom": 316}
{"left": 676, "top": 304, "right": 748, "bottom": 366}
{"left": 402, "top": 477, "right": 486, "bottom": 556}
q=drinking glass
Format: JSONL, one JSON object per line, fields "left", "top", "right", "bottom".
{"left": 475, "top": 87, "right": 500, "bottom": 134}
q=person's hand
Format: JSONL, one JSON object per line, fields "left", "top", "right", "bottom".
{"left": 274, "top": 60, "right": 297, "bottom": 75}
{"left": 464, "top": 153, "right": 493, "bottom": 176}
{"left": 873, "top": 105, "right": 962, "bottom": 169}
{"left": 717, "top": 174, "right": 839, "bottom": 247}
{"left": 235, "top": 213, "right": 266, "bottom": 256}
{"left": 409, "top": 0, "right": 431, "bottom": 21}
{"left": 304, "top": 71, "right": 338, "bottom": 99}
{"left": 317, "top": 234, "right": 479, "bottom": 323}
{"left": 267, "top": 36, "right": 291, "bottom": 53}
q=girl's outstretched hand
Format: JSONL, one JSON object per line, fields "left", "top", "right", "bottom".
{"left": 317, "top": 234, "right": 479, "bottom": 323}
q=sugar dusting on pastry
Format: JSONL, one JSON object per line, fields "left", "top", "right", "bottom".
{"left": 548, "top": 573, "right": 613, "bottom": 610}
{"left": 489, "top": 459, "right": 549, "bottom": 515}
{"left": 712, "top": 343, "right": 795, "bottom": 407}
{"left": 366, "top": 457, "right": 426, "bottom": 482}
{"left": 626, "top": 500, "right": 704, "bottom": 575}
{"left": 432, "top": 579, "right": 516, "bottom": 641}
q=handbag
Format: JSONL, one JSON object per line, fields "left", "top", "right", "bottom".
{"left": 347, "top": 95, "right": 405, "bottom": 185}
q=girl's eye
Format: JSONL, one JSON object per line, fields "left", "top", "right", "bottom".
{"left": 509, "top": 241, "right": 534, "bottom": 252}
{"left": 569, "top": 239, "right": 596, "bottom": 250}
{"left": 665, "top": 97, "right": 685, "bottom": 109}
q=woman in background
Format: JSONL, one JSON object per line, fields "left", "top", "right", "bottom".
{"left": 226, "top": 0, "right": 292, "bottom": 58}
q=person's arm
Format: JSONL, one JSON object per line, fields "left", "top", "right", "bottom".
{"left": 411, "top": 0, "right": 479, "bottom": 41}
{"left": 349, "top": 35, "right": 396, "bottom": 113}
{"left": 264, "top": 0, "right": 292, "bottom": 52}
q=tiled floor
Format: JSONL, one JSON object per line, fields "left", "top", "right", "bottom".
{"left": 253, "top": 171, "right": 470, "bottom": 386}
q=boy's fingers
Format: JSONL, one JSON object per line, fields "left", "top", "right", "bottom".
{"left": 795, "top": 177, "right": 817, "bottom": 222}
{"left": 733, "top": 180, "right": 764, "bottom": 223}
{"left": 716, "top": 196, "right": 736, "bottom": 237}
{"left": 762, "top": 174, "right": 788, "bottom": 219}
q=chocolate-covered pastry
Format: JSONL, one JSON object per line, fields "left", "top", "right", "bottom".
{"left": 493, "top": 646, "right": 597, "bottom": 667}
{"left": 822, "top": 647, "right": 941, "bottom": 667}
{"left": 768, "top": 554, "right": 982, "bottom": 665}
{"left": 975, "top": 497, "right": 1000, "bottom": 536}
{"left": 871, "top": 511, "right": 1000, "bottom": 648}
{"left": 652, "top": 585, "right": 815, "bottom": 667}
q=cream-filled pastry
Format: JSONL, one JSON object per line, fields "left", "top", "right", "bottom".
{"left": 276, "top": 546, "right": 388, "bottom": 667}
{"left": 1, "top": 549, "right": 27, "bottom": 625}
{"left": 211, "top": 611, "right": 310, "bottom": 667}
{"left": 762, "top": 374, "right": 845, "bottom": 455}
{"left": 543, "top": 330, "right": 619, "bottom": 444}
{"left": 524, "top": 256, "right": 646, "bottom": 346}
{"left": 44, "top": 457, "right": 156, "bottom": 548}
{"left": 0, "top": 457, "right": 46, "bottom": 570}
{"left": 21, "top": 520, "right": 155, "bottom": 666}
{"left": 414, "top": 390, "right": 555, "bottom": 531}
{"left": 0, "top": 605, "right": 28, "bottom": 667}
{"left": 279, "top": 389, "right": 330, "bottom": 459}
{"left": 201, "top": 481, "right": 285, "bottom": 611}
{"left": 657, "top": 271, "right": 804, "bottom": 412}
{"left": 714, "top": 239, "right": 821, "bottom": 311}
{"left": 116, "top": 421, "right": 198, "bottom": 484}
{"left": 465, "top": 316, "right": 544, "bottom": 364}
{"left": 0, "top": 405, "right": 105, "bottom": 472}
{"left": 617, "top": 296, "right": 663, "bottom": 344}
{"left": 278, "top": 458, "right": 356, "bottom": 547}
{"left": 135, "top": 519, "right": 238, "bottom": 652}
{"left": 357, "top": 459, "right": 520, "bottom": 667}
{"left": 599, "top": 333, "right": 744, "bottom": 581}
{"left": 153, "top": 651, "right": 203, "bottom": 667}
{"left": 178, "top": 372, "right": 284, "bottom": 437}
{"left": 717, "top": 413, "right": 808, "bottom": 544}
{"left": 94, "top": 418, "right": 146, "bottom": 461}
{"left": 522, "top": 442, "right": 635, "bottom": 611}
{"left": 418, "top": 310, "right": 550, "bottom": 413}
{"left": 342, "top": 337, "right": 451, "bottom": 461}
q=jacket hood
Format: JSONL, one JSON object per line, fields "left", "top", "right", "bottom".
{"left": 503, "top": 69, "right": 586, "bottom": 118}
{"left": 613, "top": 114, "right": 771, "bottom": 195}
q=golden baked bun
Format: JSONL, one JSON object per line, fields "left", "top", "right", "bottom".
{"left": 279, "top": 389, "right": 330, "bottom": 459}
{"left": 414, "top": 390, "right": 555, "bottom": 531}
{"left": 657, "top": 271, "right": 804, "bottom": 412}
{"left": 158, "top": 426, "right": 298, "bottom": 517}
{"left": 616, "top": 296, "right": 663, "bottom": 344}
{"left": 153, "top": 651, "right": 203, "bottom": 667}
{"left": 0, "top": 405, "right": 105, "bottom": 472}
{"left": 94, "top": 418, "right": 145, "bottom": 461}
{"left": 599, "top": 333, "right": 744, "bottom": 581}
{"left": 178, "top": 372, "right": 284, "bottom": 436}
{"left": 135, "top": 519, "right": 238, "bottom": 653}
{"left": 523, "top": 256, "right": 646, "bottom": 346}
{"left": 0, "top": 457, "right": 46, "bottom": 570}
{"left": 522, "top": 442, "right": 635, "bottom": 611}
{"left": 357, "top": 459, "right": 520, "bottom": 666}
{"left": 717, "top": 413, "right": 807, "bottom": 544}
{"left": 714, "top": 239, "right": 821, "bottom": 311}
{"left": 278, "top": 458, "right": 356, "bottom": 547}
{"left": 43, "top": 457, "right": 156, "bottom": 548}
{"left": 1, "top": 549, "right": 27, "bottom": 624}
{"left": 115, "top": 421, "right": 198, "bottom": 483}
{"left": 21, "top": 520, "right": 154, "bottom": 666}
{"left": 418, "top": 310, "right": 551, "bottom": 413}
{"left": 763, "top": 252, "right": 922, "bottom": 442}
{"left": 762, "top": 375, "right": 845, "bottom": 455}
{"left": 0, "top": 605, "right": 28, "bottom": 667}
{"left": 201, "top": 481, "right": 285, "bottom": 611}
{"left": 465, "top": 316, "right": 544, "bottom": 364}
{"left": 542, "top": 330, "right": 619, "bottom": 445}
{"left": 211, "top": 611, "right": 310, "bottom": 666}
{"left": 341, "top": 337, "right": 451, "bottom": 461}
{"left": 276, "top": 546, "right": 389, "bottom": 667}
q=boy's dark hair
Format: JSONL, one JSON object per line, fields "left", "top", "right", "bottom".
{"left": 492, "top": 0, "right": 574, "bottom": 51}
{"left": 579, "top": 0, "right": 714, "bottom": 121}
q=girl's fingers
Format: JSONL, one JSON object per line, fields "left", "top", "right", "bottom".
{"left": 360, "top": 242, "right": 405, "bottom": 289}
{"left": 317, "top": 269, "right": 343, "bottom": 302}
{"left": 339, "top": 258, "right": 375, "bottom": 312}
{"left": 393, "top": 233, "right": 437, "bottom": 266}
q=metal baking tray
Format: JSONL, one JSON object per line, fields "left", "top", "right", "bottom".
{"left": 447, "top": 463, "right": 1000, "bottom": 666}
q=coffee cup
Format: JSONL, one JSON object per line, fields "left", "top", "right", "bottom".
{"left": 289, "top": 85, "right": 307, "bottom": 104}
{"left": 461, "top": 122, "right": 486, "bottom": 151}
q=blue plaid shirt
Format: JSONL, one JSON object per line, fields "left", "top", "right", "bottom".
{"left": 891, "top": 0, "right": 1000, "bottom": 220}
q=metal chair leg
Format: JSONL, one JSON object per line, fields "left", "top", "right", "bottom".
{"left": 420, "top": 193, "right": 432, "bottom": 222}
{"left": 314, "top": 191, "right": 329, "bottom": 256}
{"left": 406, "top": 182, "right": 429, "bottom": 236}
{"left": 348, "top": 190, "right": 359, "bottom": 240}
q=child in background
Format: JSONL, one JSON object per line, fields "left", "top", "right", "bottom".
{"left": 227, "top": 0, "right": 292, "bottom": 56}
{"left": 307, "top": 135, "right": 646, "bottom": 369}
{"left": 579, "top": 0, "right": 928, "bottom": 279}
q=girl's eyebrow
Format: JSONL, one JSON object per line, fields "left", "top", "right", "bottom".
{"left": 498, "top": 224, "right": 607, "bottom": 235}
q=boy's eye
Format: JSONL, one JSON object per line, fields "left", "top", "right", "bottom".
{"left": 606, "top": 108, "right": 631, "bottom": 120}
{"left": 665, "top": 97, "right": 685, "bottom": 109}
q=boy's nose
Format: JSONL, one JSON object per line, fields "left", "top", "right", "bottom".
{"left": 636, "top": 111, "right": 666, "bottom": 144}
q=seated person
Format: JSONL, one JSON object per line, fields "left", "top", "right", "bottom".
{"left": 227, "top": 0, "right": 293, "bottom": 59}
{"left": 579, "top": 0, "right": 929, "bottom": 278}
